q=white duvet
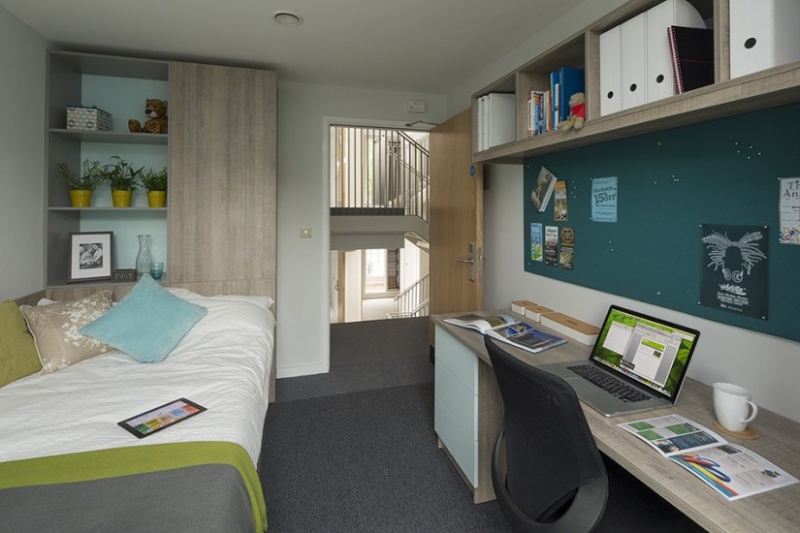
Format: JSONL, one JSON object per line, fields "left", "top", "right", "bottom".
{"left": 0, "top": 290, "right": 275, "bottom": 467}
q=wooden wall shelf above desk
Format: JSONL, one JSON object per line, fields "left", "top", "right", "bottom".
{"left": 472, "top": 0, "right": 800, "bottom": 164}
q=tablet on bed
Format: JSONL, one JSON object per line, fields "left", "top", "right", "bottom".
{"left": 118, "top": 398, "right": 207, "bottom": 438}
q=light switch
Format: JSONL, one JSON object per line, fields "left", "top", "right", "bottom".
{"left": 300, "top": 227, "right": 312, "bottom": 239}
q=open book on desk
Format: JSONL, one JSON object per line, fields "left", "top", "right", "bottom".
{"left": 619, "top": 414, "right": 798, "bottom": 500}
{"left": 443, "top": 313, "right": 566, "bottom": 355}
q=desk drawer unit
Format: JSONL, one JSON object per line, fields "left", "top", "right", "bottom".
{"left": 434, "top": 325, "right": 479, "bottom": 486}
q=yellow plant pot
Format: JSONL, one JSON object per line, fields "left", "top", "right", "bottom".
{"left": 147, "top": 190, "right": 167, "bottom": 208}
{"left": 112, "top": 190, "right": 133, "bottom": 208}
{"left": 69, "top": 189, "right": 92, "bottom": 207}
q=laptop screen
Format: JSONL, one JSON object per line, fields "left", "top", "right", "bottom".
{"left": 590, "top": 306, "right": 700, "bottom": 400}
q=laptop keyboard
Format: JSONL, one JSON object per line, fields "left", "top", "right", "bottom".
{"left": 568, "top": 364, "right": 652, "bottom": 403}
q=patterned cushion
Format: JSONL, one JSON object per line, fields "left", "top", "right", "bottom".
{"left": 0, "top": 300, "right": 43, "bottom": 387}
{"left": 20, "top": 292, "right": 114, "bottom": 374}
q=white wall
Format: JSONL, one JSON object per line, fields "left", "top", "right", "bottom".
{"left": 275, "top": 80, "right": 446, "bottom": 377}
{"left": 0, "top": 7, "right": 47, "bottom": 300}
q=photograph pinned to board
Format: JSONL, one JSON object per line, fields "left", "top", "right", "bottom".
{"left": 530, "top": 223, "right": 543, "bottom": 262}
{"left": 544, "top": 225, "right": 558, "bottom": 266}
{"left": 554, "top": 180, "right": 568, "bottom": 221}
{"left": 779, "top": 177, "right": 800, "bottom": 245}
{"left": 559, "top": 227, "right": 574, "bottom": 270}
{"left": 591, "top": 176, "right": 618, "bottom": 222}
{"left": 531, "top": 166, "right": 558, "bottom": 212}
{"left": 699, "top": 224, "right": 768, "bottom": 320}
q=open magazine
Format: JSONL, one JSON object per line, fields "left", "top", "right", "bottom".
{"left": 619, "top": 414, "right": 798, "bottom": 500}
{"left": 443, "top": 313, "right": 566, "bottom": 355}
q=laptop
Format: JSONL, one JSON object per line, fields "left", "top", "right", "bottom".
{"left": 540, "top": 305, "right": 700, "bottom": 418}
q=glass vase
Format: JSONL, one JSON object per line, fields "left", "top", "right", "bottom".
{"left": 135, "top": 234, "right": 153, "bottom": 280}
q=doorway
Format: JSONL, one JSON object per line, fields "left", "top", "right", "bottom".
{"left": 328, "top": 124, "right": 431, "bottom": 323}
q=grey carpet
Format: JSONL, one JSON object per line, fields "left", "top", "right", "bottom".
{"left": 259, "top": 383, "right": 511, "bottom": 533}
{"left": 275, "top": 317, "right": 432, "bottom": 402}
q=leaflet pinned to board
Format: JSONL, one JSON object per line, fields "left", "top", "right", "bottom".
{"left": 619, "top": 414, "right": 798, "bottom": 501}
{"left": 779, "top": 177, "right": 800, "bottom": 245}
{"left": 591, "top": 176, "right": 618, "bottom": 222}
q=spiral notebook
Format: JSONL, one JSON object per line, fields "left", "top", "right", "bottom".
{"left": 668, "top": 26, "right": 715, "bottom": 94}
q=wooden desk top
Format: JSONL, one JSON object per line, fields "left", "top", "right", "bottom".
{"left": 432, "top": 312, "right": 800, "bottom": 533}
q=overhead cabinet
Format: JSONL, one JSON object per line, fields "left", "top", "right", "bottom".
{"left": 472, "top": 0, "right": 800, "bottom": 163}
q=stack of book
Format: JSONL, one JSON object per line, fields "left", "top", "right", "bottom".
{"left": 526, "top": 66, "right": 584, "bottom": 137}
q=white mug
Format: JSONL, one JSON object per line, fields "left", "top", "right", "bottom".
{"left": 713, "top": 382, "right": 758, "bottom": 433}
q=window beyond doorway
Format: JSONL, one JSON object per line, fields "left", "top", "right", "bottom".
{"left": 364, "top": 248, "right": 399, "bottom": 294}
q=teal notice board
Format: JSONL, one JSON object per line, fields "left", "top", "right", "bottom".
{"left": 523, "top": 102, "right": 800, "bottom": 342}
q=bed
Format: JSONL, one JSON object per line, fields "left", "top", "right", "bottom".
{"left": 0, "top": 280, "right": 275, "bottom": 532}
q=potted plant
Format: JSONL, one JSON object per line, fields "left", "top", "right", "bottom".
{"left": 58, "top": 159, "right": 103, "bottom": 207}
{"left": 103, "top": 156, "right": 143, "bottom": 207}
{"left": 140, "top": 167, "right": 168, "bottom": 207}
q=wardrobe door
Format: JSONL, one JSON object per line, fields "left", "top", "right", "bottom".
{"left": 169, "top": 62, "right": 277, "bottom": 296}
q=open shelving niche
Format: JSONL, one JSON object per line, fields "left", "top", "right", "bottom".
{"left": 46, "top": 51, "right": 170, "bottom": 288}
{"left": 472, "top": 0, "right": 800, "bottom": 164}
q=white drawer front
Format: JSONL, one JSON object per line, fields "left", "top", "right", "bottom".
{"left": 435, "top": 360, "right": 478, "bottom": 441}
{"left": 435, "top": 325, "right": 478, "bottom": 393}
{"left": 434, "top": 394, "right": 477, "bottom": 486}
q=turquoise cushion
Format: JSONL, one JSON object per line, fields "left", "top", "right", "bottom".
{"left": 81, "top": 275, "right": 207, "bottom": 363}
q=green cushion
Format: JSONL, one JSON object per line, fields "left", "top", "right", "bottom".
{"left": 0, "top": 300, "right": 43, "bottom": 388}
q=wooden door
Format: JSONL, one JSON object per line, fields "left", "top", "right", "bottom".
{"left": 429, "top": 108, "right": 484, "bottom": 342}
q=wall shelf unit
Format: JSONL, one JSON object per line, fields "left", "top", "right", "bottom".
{"left": 472, "top": 0, "right": 800, "bottom": 164}
{"left": 45, "top": 50, "right": 170, "bottom": 287}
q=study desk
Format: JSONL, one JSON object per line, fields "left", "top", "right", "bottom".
{"left": 432, "top": 312, "right": 800, "bottom": 533}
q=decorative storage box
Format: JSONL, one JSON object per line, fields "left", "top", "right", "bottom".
{"left": 66, "top": 106, "right": 113, "bottom": 131}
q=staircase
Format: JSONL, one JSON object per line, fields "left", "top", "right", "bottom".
{"left": 386, "top": 273, "right": 429, "bottom": 319}
{"left": 330, "top": 126, "right": 429, "bottom": 226}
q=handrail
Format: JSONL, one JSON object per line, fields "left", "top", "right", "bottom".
{"left": 331, "top": 126, "right": 429, "bottom": 222}
{"left": 390, "top": 273, "right": 429, "bottom": 318}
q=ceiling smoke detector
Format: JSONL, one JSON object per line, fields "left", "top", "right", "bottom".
{"left": 273, "top": 11, "right": 303, "bottom": 26}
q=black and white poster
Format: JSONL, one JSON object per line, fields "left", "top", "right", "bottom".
{"left": 700, "top": 224, "right": 768, "bottom": 320}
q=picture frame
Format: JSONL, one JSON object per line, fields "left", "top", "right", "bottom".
{"left": 68, "top": 231, "right": 113, "bottom": 282}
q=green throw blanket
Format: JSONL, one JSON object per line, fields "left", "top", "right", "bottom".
{"left": 0, "top": 441, "right": 267, "bottom": 532}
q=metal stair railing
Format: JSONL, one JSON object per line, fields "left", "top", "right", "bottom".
{"left": 331, "top": 126, "right": 429, "bottom": 222}
{"left": 387, "top": 273, "right": 429, "bottom": 318}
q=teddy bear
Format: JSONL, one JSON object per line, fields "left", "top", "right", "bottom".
{"left": 557, "top": 92, "right": 586, "bottom": 131}
{"left": 128, "top": 98, "right": 168, "bottom": 134}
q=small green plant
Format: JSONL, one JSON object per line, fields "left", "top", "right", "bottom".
{"left": 103, "top": 156, "right": 143, "bottom": 191}
{"left": 58, "top": 159, "right": 104, "bottom": 191}
{"left": 140, "top": 167, "right": 168, "bottom": 191}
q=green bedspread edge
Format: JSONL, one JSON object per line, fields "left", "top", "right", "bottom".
{"left": 0, "top": 441, "right": 267, "bottom": 532}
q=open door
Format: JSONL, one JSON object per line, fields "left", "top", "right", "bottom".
{"left": 429, "top": 108, "right": 484, "bottom": 345}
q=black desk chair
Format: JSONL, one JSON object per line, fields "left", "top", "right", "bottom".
{"left": 484, "top": 336, "right": 705, "bottom": 533}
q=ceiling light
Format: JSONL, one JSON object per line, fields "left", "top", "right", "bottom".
{"left": 273, "top": 11, "right": 302, "bottom": 26}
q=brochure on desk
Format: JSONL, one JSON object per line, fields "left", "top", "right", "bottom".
{"left": 444, "top": 313, "right": 566, "bottom": 355}
{"left": 619, "top": 414, "right": 798, "bottom": 501}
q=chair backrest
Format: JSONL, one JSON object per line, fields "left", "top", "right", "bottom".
{"left": 485, "top": 336, "right": 607, "bottom": 527}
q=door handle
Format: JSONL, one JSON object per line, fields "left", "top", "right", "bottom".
{"left": 458, "top": 242, "right": 477, "bottom": 281}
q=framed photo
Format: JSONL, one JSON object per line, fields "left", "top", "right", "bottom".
{"left": 68, "top": 231, "right": 113, "bottom": 282}
{"left": 118, "top": 398, "right": 207, "bottom": 439}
